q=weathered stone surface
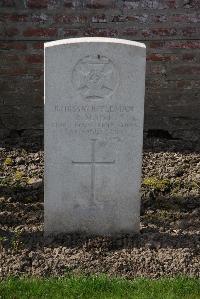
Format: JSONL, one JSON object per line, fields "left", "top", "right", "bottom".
{"left": 44, "top": 37, "right": 146, "bottom": 235}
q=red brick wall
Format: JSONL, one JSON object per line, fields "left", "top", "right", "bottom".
{"left": 0, "top": 0, "right": 200, "bottom": 142}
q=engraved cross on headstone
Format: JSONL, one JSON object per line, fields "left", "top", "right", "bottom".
{"left": 72, "top": 139, "right": 115, "bottom": 204}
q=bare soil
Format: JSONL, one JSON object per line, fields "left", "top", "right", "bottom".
{"left": 0, "top": 138, "right": 199, "bottom": 279}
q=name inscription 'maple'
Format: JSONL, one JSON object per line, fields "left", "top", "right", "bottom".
{"left": 72, "top": 55, "right": 118, "bottom": 100}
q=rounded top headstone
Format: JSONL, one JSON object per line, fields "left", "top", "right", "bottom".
{"left": 44, "top": 37, "right": 146, "bottom": 49}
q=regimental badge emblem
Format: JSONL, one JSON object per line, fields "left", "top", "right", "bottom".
{"left": 72, "top": 55, "right": 118, "bottom": 100}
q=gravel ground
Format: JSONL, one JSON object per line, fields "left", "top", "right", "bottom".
{"left": 0, "top": 138, "right": 199, "bottom": 279}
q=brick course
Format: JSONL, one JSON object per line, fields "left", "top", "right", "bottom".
{"left": 0, "top": 0, "right": 200, "bottom": 142}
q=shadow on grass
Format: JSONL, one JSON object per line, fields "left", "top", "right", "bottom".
{"left": 0, "top": 136, "right": 199, "bottom": 253}
{"left": 1, "top": 135, "right": 200, "bottom": 153}
{"left": 0, "top": 133, "right": 43, "bottom": 153}
{"left": 0, "top": 192, "right": 199, "bottom": 253}
{"left": 143, "top": 133, "right": 200, "bottom": 153}
{"left": 1, "top": 224, "right": 199, "bottom": 254}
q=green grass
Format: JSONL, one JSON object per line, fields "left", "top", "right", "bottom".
{"left": 0, "top": 276, "right": 199, "bottom": 299}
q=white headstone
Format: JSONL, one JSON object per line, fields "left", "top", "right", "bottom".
{"left": 44, "top": 37, "right": 146, "bottom": 235}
